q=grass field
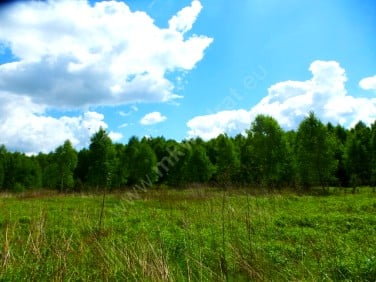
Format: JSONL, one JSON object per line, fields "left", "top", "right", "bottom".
{"left": 0, "top": 188, "right": 375, "bottom": 281}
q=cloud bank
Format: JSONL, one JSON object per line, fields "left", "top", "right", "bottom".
{"left": 187, "top": 60, "right": 376, "bottom": 140}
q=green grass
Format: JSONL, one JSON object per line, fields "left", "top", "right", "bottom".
{"left": 0, "top": 188, "right": 375, "bottom": 281}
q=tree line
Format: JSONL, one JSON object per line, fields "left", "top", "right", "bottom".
{"left": 0, "top": 112, "right": 375, "bottom": 192}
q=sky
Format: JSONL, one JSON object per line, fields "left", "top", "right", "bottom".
{"left": 0, "top": 0, "right": 375, "bottom": 154}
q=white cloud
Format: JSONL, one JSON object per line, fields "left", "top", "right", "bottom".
{"left": 0, "top": 92, "right": 122, "bottom": 154}
{"left": 108, "top": 131, "right": 123, "bottom": 142}
{"left": 359, "top": 75, "right": 376, "bottom": 91}
{"left": 0, "top": 0, "right": 212, "bottom": 153}
{"left": 187, "top": 110, "right": 251, "bottom": 140}
{"left": 169, "top": 0, "right": 203, "bottom": 34}
{"left": 187, "top": 60, "right": 376, "bottom": 140}
{"left": 0, "top": 0, "right": 213, "bottom": 107}
{"left": 140, "top": 112, "right": 167, "bottom": 125}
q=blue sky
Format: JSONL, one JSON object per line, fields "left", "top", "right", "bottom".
{"left": 0, "top": 0, "right": 375, "bottom": 153}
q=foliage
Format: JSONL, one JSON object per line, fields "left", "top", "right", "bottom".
{"left": 2, "top": 152, "right": 42, "bottom": 191}
{"left": 165, "top": 141, "right": 192, "bottom": 187}
{"left": 345, "top": 121, "right": 372, "bottom": 187}
{"left": 210, "top": 134, "right": 240, "bottom": 185}
{"left": 54, "top": 140, "right": 78, "bottom": 191}
{"left": 88, "top": 128, "right": 115, "bottom": 189}
{"left": 295, "top": 112, "right": 337, "bottom": 189}
{"left": 0, "top": 145, "right": 6, "bottom": 190}
{"left": 0, "top": 113, "right": 375, "bottom": 191}
{"left": 247, "top": 115, "right": 290, "bottom": 188}
{"left": 123, "top": 137, "right": 158, "bottom": 186}
{"left": 185, "top": 140, "right": 214, "bottom": 184}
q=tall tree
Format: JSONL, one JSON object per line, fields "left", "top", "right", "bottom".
{"left": 3, "top": 152, "right": 42, "bottom": 191}
{"left": 295, "top": 112, "right": 337, "bottom": 189}
{"left": 88, "top": 128, "right": 115, "bottom": 189}
{"left": 332, "top": 124, "right": 349, "bottom": 187}
{"left": 236, "top": 133, "right": 255, "bottom": 185}
{"left": 247, "top": 115, "right": 290, "bottom": 189}
{"left": 37, "top": 152, "right": 56, "bottom": 189}
{"left": 54, "top": 140, "right": 78, "bottom": 191}
{"left": 371, "top": 121, "right": 376, "bottom": 186}
{"left": 74, "top": 148, "right": 91, "bottom": 190}
{"left": 210, "top": 134, "right": 240, "bottom": 186}
{"left": 345, "top": 121, "right": 372, "bottom": 187}
{"left": 148, "top": 136, "right": 170, "bottom": 184}
{"left": 186, "top": 140, "right": 214, "bottom": 184}
{"left": 124, "top": 137, "right": 158, "bottom": 187}
{"left": 165, "top": 141, "right": 193, "bottom": 187}
{"left": 283, "top": 130, "right": 298, "bottom": 187}
{"left": 137, "top": 139, "right": 159, "bottom": 186}
{"left": 0, "top": 145, "right": 6, "bottom": 190}
{"left": 111, "top": 143, "right": 127, "bottom": 189}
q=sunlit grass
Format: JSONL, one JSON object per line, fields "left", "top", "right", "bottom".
{"left": 1, "top": 188, "right": 375, "bottom": 281}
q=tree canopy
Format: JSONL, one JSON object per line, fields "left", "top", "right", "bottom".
{"left": 0, "top": 114, "right": 374, "bottom": 192}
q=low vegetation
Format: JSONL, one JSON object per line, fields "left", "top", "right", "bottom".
{"left": 1, "top": 188, "right": 375, "bottom": 281}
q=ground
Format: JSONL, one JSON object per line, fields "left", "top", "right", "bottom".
{"left": 0, "top": 188, "right": 375, "bottom": 281}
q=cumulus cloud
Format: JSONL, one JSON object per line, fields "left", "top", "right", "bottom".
{"left": 0, "top": 0, "right": 212, "bottom": 107}
{"left": 0, "top": 92, "right": 117, "bottom": 154}
{"left": 169, "top": 0, "right": 202, "bottom": 34}
{"left": 108, "top": 131, "right": 123, "bottom": 142}
{"left": 140, "top": 112, "right": 167, "bottom": 125}
{"left": 0, "top": 0, "right": 211, "bottom": 153}
{"left": 187, "top": 110, "right": 251, "bottom": 140}
{"left": 359, "top": 75, "right": 376, "bottom": 91}
{"left": 187, "top": 60, "right": 376, "bottom": 139}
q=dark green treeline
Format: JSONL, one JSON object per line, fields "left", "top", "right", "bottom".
{"left": 1, "top": 113, "right": 375, "bottom": 192}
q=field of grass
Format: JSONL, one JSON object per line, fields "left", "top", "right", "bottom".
{"left": 0, "top": 188, "right": 375, "bottom": 281}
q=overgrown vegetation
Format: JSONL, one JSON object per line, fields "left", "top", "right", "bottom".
{"left": 0, "top": 188, "right": 375, "bottom": 281}
{"left": 1, "top": 113, "right": 376, "bottom": 192}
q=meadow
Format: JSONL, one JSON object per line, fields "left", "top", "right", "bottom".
{"left": 0, "top": 188, "right": 375, "bottom": 281}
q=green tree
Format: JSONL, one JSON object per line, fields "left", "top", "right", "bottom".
{"left": 124, "top": 137, "right": 158, "bottom": 187}
{"left": 235, "top": 133, "right": 255, "bottom": 185}
{"left": 136, "top": 139, "right": 159, "bottom": 187}
{"left": 3, "top": 152, "right": 42, "bottom": 191}
{"left": 88, "top": 128, "right": 115, "bottom": 189}
{"left": 0, "top": 145, "right": 6, "bottom": 190}
{"left": 247, "top": 115, "right": 290, "bottom": 189}
{"left": 210, "top": 134, "right": 240, "bottom": 186}
{"left": 36, "top": 152, "right": 55, "bottom": 188}
{"left": 165, "top": 141, "right": 193, "bottom": 187}
{"left": 332, "top": 124, "right": 349, "bottom": 187}
{"left": 186, "top": 140, "right": 214, "bottom": 184}
{"left": 295, "top": 112, "right": 337, "bottom": 190}
{"left": 283, "top": 130, "right": 298, "bottom": 187}
{"left": 54, "top": 140, "right": 78, "bottom": 191}
{"left": 111, "top": 143, "right": 127, "bottom": 189}
{"left": 74, "top": 148, "right": 91, "bottom": 190}
{"left": 345, "top": 121, "right": 372, "bottom": 187}
{"left": 371, "top": 121, "right": 376, "bottom": 186}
